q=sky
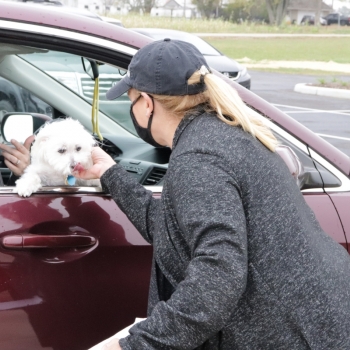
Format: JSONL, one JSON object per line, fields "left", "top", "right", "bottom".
{"left": 323, "top": 0, "right": 350, "bottom": 10}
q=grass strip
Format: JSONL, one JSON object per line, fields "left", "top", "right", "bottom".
{"left": 204, "top": 37, "right": 350, "bottom": 64}
{"left": 248, "top": 67, "right": 350, "bottom": 76}
{"left": 114, "top": 14, "right": 350, "bottom": 35}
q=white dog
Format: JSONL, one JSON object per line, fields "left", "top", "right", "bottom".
{"left": 16, "top": 118, "right": 100, "bottom": 197}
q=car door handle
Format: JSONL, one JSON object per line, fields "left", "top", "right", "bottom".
{"left": 1, "top": 234, "right": 96, "bottom": 250}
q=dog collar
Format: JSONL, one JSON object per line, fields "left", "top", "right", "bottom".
{"left": 65, "top": 175, "right": 76, "bottom": 186}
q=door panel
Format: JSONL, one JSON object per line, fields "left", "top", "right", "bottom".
{"left": 303, "top": 193, "right": 347, "bottom": 250}
{"left": 328, "top": 192, "right": 350, "bottom": 253}
{"left": 0, "top": 192, "right": 152, "bottom": 350}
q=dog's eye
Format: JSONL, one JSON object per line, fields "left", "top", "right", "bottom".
{"left": 58, "top": 149, "right": 66, "bottom": 154}
{"left": 76, "top": 147, "right": 81, "bottom": 152}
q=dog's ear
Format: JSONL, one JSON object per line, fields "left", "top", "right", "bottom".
{"left": 31, "top": 135, "right": 49, "bottom": 162}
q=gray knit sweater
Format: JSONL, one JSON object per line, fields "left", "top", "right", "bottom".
{"left": 101, "top": 110, "right": 350, "bottom": 350}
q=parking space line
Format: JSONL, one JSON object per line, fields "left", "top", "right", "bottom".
{"left": 284, "top": 111, "right": 350, "bottom": 116}
{"left": 317, "top": 133, "right": 350, "bottom": 141}
{"left": 273, "top": 104, "right": 321, "bottom": 111}
{"left": 272, "top": 104, "right": 350, "bottom": 116}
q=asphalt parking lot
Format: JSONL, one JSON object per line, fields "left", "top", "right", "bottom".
{"left": 250, "top": 71, "right": 350, "bottom": 157}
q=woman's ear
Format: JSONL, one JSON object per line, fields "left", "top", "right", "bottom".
{"left": 140, "top": 92, "right": 154, "bottom": 118}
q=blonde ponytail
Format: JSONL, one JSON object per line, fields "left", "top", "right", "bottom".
{"left": 192, "top": 71, "right": 278, "bottom": 152}
{"left": 141, "top": 70, "right": 278, "bottom": 152}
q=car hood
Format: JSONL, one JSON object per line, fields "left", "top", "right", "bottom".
{"left": 204, "top": 55, "right": 241, "bottom": 73}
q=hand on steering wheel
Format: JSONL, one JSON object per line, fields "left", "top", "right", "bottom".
{"left": 0, "top": 135, "right": 35, "bottom": 177}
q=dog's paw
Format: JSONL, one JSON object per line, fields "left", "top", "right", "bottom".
{"left": 16, "top": 177, "right": 41, "bottom": 197}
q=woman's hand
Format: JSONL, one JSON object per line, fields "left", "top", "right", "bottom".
{"left": 74, "top": 147, "right": 115, "bottom": 180}
{"left": 101, "top": 338, "right": 122, "bottom": 350}
{"left": 0, "top": 135, "right": 35, "bottom": 177}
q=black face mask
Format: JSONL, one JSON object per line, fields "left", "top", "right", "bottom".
{"left": 130, "top": 94, "right": 166, "bottom": 148}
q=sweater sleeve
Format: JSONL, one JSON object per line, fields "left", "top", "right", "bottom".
{"left": 119, "top": 153, "right": 248, "bottom": 349}
{"left": 101, "top": 164, "right": 160, "bottom": 244}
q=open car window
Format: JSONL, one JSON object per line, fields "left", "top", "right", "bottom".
{"left": 0, "top": 43, "right": 170, "bottom": 189}
{"left": 18, "top": 50, "right": 136, "bottom": 135}
{"left": 0, "top": 43, "right": 345, "bottom": 193}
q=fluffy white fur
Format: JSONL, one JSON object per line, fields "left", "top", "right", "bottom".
{"left": 16, "top": 118, "right": 100, "bottom": 197}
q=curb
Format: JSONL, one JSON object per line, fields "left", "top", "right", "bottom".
{"left": 294, "top": 83, "right": 350, "bottom": 99}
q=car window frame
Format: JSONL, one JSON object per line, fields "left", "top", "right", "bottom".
{"left": 0, "top": 21, "right": 349, "bottom": 196}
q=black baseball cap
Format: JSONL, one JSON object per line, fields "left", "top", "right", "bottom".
{"left": 106, "top": 38, "right": 211, "bottom": 100}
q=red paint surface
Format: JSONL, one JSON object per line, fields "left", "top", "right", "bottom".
{"left": 328, "top": 193, "right": 350, "bottom": 253}
{"left": 0, "top": 193, "right": 152, "bottom": 349}
{"left": 303, "top": 193, "right": 347, "bottom": 250}
{"left": 0, "top": 1, "right": 152, "bottom": 49}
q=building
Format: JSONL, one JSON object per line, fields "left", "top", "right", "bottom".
{"left": 151, "top": 0, "right": 198, "bottom": 18}
{"left": 287, "top": 0, "right": 333, "bottom": 24}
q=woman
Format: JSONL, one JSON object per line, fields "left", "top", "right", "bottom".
{"left": 78, "top": 39, "right": 350, "bottom": 350}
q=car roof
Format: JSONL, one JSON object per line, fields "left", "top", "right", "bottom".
{"left": 0, "top": 1, "right": 150, "bottom": 49}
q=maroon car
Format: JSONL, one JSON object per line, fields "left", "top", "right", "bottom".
{"left": 0, "top": 2, "right": 349, "bottom": 349}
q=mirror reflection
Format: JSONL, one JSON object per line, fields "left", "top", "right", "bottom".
{"left": 3, "top": 114, "right": 33, "bottom": 143}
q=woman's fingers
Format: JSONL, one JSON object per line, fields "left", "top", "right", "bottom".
{"left": 74, "top": 147, "right": 115, "bottom": 180}
{"left": 23, "top": 135, "right": 35, "bottom": 150}
{"left": 1, "top": 138, "right": 34, "bottom": 176}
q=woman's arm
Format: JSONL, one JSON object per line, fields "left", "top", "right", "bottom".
{"left": 75, "top": 147, "right": 159, "bottom": 244}
{"left": 100, "top": 163, "right": 160, "bottom": 244}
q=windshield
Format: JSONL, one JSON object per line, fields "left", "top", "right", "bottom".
{"left": 19, "top": 50, "right": 136, "bottom": 134}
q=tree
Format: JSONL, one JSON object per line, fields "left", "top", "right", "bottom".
{"left": 220, "top": 0, "right": 268, "bottom": 23}
{"left": 339, "top": 5, "right": 350, "bottom": 15}
{"left": 315, "top": 0, "right": 322, "bottom": 26}
{"left": 265, "top": 0, "right": 290, "bottom": 25}
{"left": 192, "top": 0, "right": 221, "bottom": 18}
{"left": 122, "top": 0, "right": 157, "bottom": 14}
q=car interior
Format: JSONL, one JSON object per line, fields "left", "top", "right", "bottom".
{"left": 0, "top": 43, "right": 342, "bottom": 192}
{"left": 0, "top": 44, "right": 170, "bottom": 186}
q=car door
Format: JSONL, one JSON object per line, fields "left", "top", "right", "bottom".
{"left": 309, "top": 149, "right": 350, "bottom": 254}
{"left": 0, "top": 189, "right": 154, "bottom": 350}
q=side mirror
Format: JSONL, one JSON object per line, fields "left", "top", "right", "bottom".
{"left": 82, "top": 58, "right": 99, "bottom": 80}
{"left": 1, "top": 113, "right": 51, "bottom": 143}
{"left": 276, "top": 145, "right": 306, "bottom": 189}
